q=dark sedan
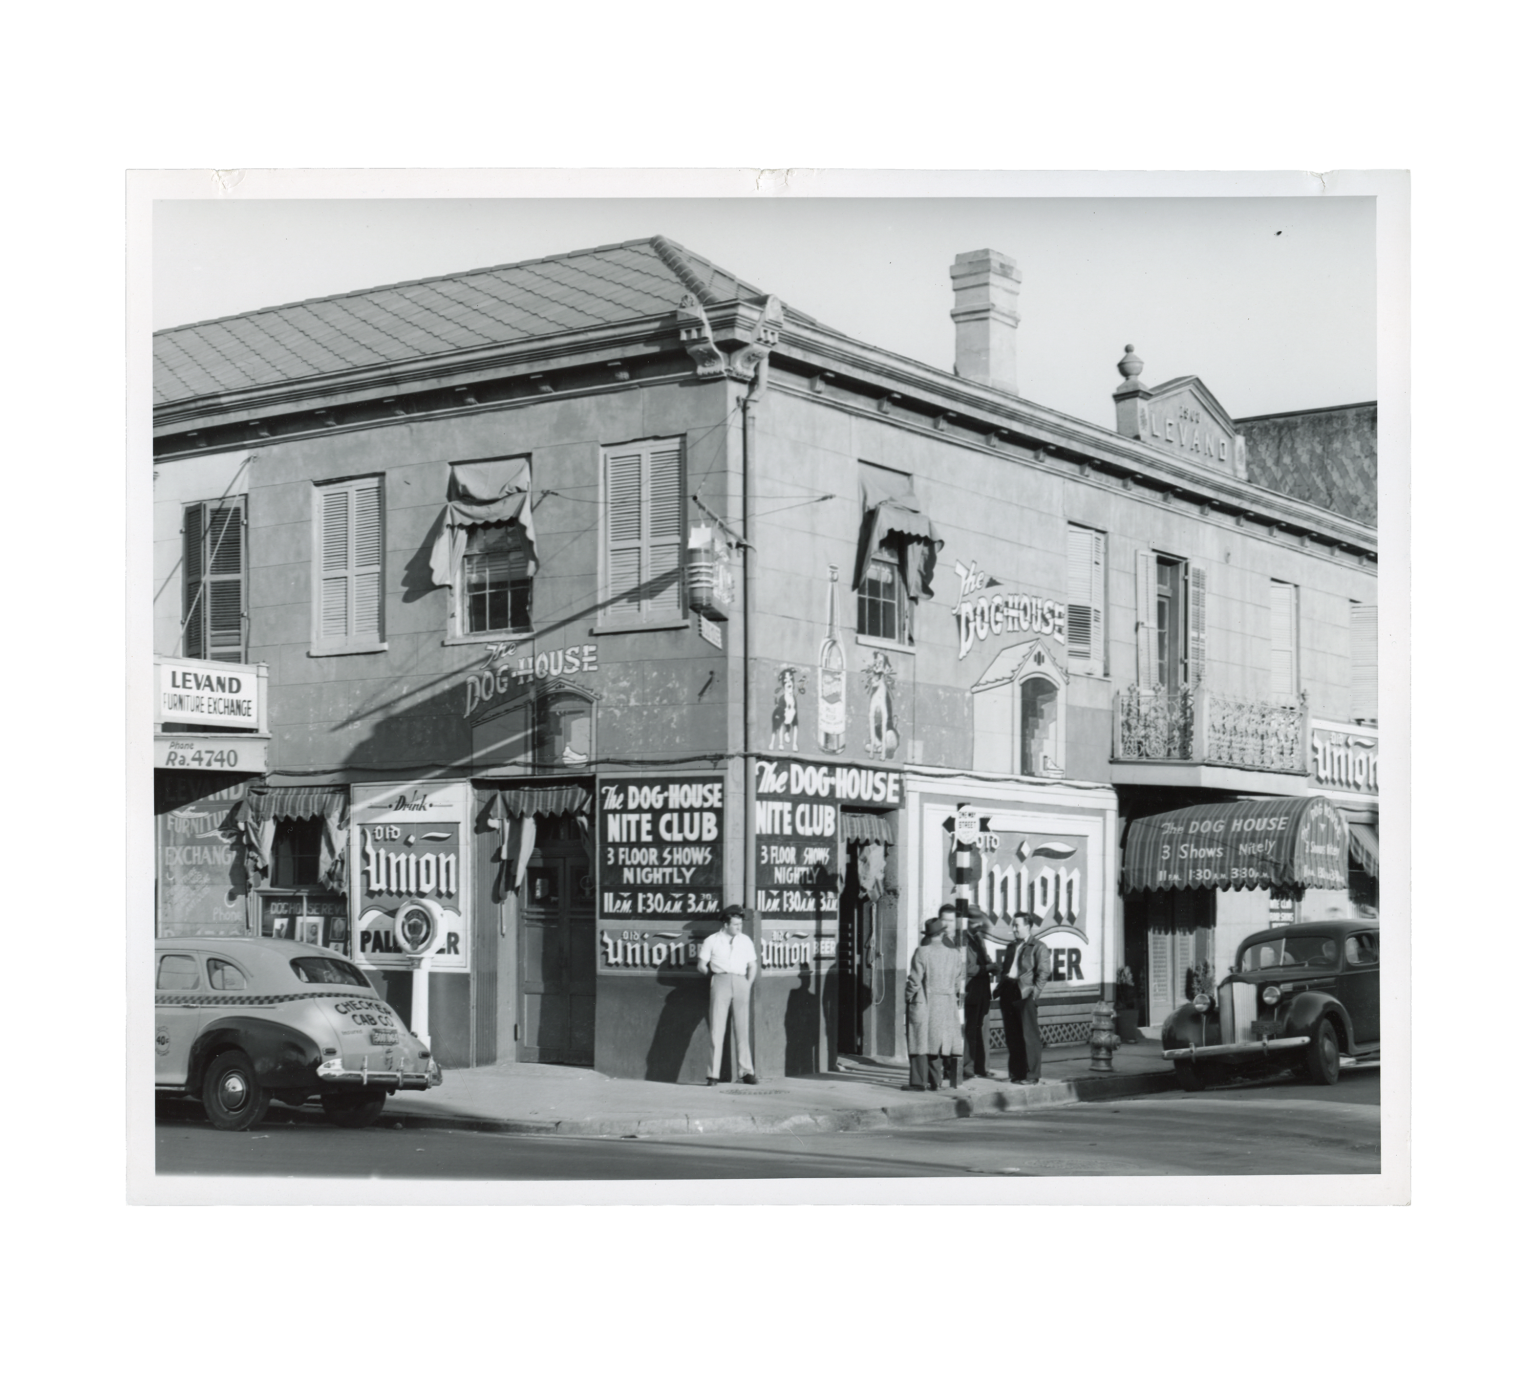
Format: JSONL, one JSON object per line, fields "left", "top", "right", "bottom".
{"left": 1161, "top": 920, "right": 1380, "bottom": 1090}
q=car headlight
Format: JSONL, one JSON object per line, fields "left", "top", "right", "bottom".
{"left": 1261, "top": 985, "right": 1282, "bottom": 1007}
{"left": 1193, "top": 993, "right": 1212, "bottom": 1013}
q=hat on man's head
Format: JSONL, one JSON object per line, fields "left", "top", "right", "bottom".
{"left": 721, "top": 903, "right": 752, "bottom": 923}
{"left": 923, "top": 916, "right": 948, "bottom": 939}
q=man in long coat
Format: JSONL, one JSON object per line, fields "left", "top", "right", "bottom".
{"left": 905, "top": 915, "right": 965, "bottom": 1090}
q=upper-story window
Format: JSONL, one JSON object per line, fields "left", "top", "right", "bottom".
{"left": 1136, "top": 550, "right": 1205, "bottom": 688}
{"left": 854, "top": 463, "right": 941, "bottom": 645}
{"left": 430, "top": 457, "right": 539, "bottom": 643}
{"left": 182, "top": 498, "right": 246, "bottom": 662}
{"left": 858, "top": 551, "right": 907, "bottom": 642}
{"left": 1350, "top": 601, "right": 1378, "bottom": 723}
{"left": 602, "top": 438, "right": 683, "bottom": 626}
{"left": 1065, "top": 524, "right": 1106, "bottom": 676}
{"left": 462, "top": 522, "right": 533, "bottom": 634}
{"left": 1269, "top": 579, "right": 1299, "bottom": 703}
{"left": 313, "top": 476, "right": 385, "bottom": 654}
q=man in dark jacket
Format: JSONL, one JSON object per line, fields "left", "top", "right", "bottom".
{"left": 996, "top": 912, "right": 1052, "bottom": 1084}
{"left": 961, "top": 910, "right": 1003, "bottom": 1080}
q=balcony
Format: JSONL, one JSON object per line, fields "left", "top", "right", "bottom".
{"left": 1112, "top": 685, "right": 1309, "bottom": 776}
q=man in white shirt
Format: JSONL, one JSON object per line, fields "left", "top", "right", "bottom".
{"left": 697, "top": 904, "right": 758, "bottom": 1085}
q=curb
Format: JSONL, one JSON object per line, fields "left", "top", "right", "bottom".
{"left": 273, "top": 1067, "right": 1180, "bottom": 1141}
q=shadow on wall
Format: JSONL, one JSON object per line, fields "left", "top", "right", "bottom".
{"left": 644, "top": 974, "right": 711, "bottom": 1082}
{"left": 784, "top": 963, "right": 820, "bottom": 1076}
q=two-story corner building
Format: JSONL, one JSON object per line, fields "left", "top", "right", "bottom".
{"left": 151, "top": 234, "right": 1378, "bottom": 1080}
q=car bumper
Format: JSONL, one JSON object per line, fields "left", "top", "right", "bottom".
{"left": 317, "top": 1057, "right": 443, "bottom": 1090}
{"left": 1162, "top": 1036, "right": 1310, "bottom": 1061}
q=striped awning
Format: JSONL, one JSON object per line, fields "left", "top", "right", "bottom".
{"left": 501, "top": 785, "right": 592, "bottom": 819}
{"left": 843, "top": 811, "right": 895, "bottom": 844}
{"left": 1349, "top": 822, "right": 1379, "bottom": 878}
{"left": 242, "top": 786, "right": 349, "bottom": 824}
{"left": 1122, "top": 795, "right": 1351, "bottom": 893}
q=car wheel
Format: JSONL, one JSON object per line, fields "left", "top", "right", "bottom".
{"left": 1173, "top": 1061, "right": 1208, "bottom": 1092}
{"left": 1306, "top": 1017, "right": 1342, "bottom": 1086}
{"left": 202, "top": 1051, "right": 271, "bottom": 1131}
{"left": 321, "top": 1088, "right": 388, "bottom": 1129}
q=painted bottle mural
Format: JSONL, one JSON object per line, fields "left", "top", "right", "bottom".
{"left": 818, "top": 564, "right": 846, "bottom": 754}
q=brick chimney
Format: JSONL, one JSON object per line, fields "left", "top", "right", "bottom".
{"left": 949, "top": 249, "right": 1020, "bottom": 393}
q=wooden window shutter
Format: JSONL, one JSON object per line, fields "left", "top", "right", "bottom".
{"left": 316, "top": 478, "right": 383, "bottom": 647}
{"left": 183, "top": 499, "right": 246, "bottom": 662}
{"left": 183, "top": 502, "right": 205, "bottom": 659}
{"left": 606, "top": 449, "right": 644, "bottom": 619}
{"left": 1066, "top": 525, "right": 1106, "bottom": 676}
{"left": 1089, "top": 529, "right": 1105, "bottom": 673}
{"left": 352, "top": 479, "right": 383, "bottom": 643}
{"left": 1188, "top": 561, "right": 1208, "bottom": 686}
{"left": 1269, "top": 580, "right": 1297, "bottom": 702}
{"left": 605, "top": 440, "right": 683, "bottom": 622}
{"left": 1135, "top": 549, "right": 1157, "bottom": 686}
{"left": 1350, "top": 603, "right": 1378, "bottom": 722}
{"left": 647, "top": 444, "right": 683, "bottom": 620}
{"left": 320, "top": 487, "right": 351, "bottom": 640}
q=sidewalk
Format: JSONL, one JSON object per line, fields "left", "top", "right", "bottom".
{"left": 287, "top": 1035, "right": 1178, "bottom": 1140}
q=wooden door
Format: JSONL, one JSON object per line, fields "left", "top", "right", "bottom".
{"left": 518, "top": 848, "right": 596, "bottom": 1065}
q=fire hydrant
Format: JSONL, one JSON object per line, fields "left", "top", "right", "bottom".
{"left": 1088, "top": 1001, "right": 1120, "bottom": 1072}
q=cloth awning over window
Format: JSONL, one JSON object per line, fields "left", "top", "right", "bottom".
{"left": 842, "top": 811, "right": 896, "bottom": 844}
{"left": 1348, "top": 822, "right": 1379, "bottom": 879}
{"left": 852, "top": 470, "right": 943, "bottom": 601}
{"left": 237, "top": 785, "right": 349, "bottom": 892}
{"left": 490, "top": 784, "right": 594, "bottom": 892}
{"left": 428, "top": 457, "right": 539, "bottom": 588}
{"left": 1122, "top": 795, "right": 1351, "bottom": 893}
{"left": 499, "top": 785, "right": 592, "bottom": 820}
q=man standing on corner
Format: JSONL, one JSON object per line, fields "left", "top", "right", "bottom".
{"left": 997, "top": 911, "right": 1051, "bottom": 1084}
{"left": 697, "top": 903, "right": 758, "bottom": 1086}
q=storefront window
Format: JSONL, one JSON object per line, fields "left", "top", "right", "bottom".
{"left": 272, "top": 817, "right": 323, "bottom": 887}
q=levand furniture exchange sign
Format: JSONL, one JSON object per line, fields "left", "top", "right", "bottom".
{"left": 157, "top": 657, "right": 263, "bottom": 729}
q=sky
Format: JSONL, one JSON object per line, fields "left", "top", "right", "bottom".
{"left": 152, "top": 193, "right": 1376, "bottom": 427}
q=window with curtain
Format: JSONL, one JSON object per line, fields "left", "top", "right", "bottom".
{"left": 857, "top": 549, "right": 906, "bottom": 641}
{"left": 853, "top": 462, "right": 941, "bottom": 645}
{"left": 462, "top": 522, "right": 534, "bottom": 634}
{"left": 313, "top": 476, "right": 384, "bottom": 653}
{"left": 1269, "top": 579, "right": 1299, "bottom": 703}
{"left": 183, "top": 498, "right": 246, "bottom": 662}
{"left": 602, "top": 437, "right": 683, "bottom": 625}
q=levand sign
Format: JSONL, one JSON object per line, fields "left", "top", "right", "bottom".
{"left": 157, "top": 658, "right": 262, "bottom": 729}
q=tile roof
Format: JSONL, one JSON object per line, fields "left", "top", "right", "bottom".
{"left": 1238, "top": 403, "right": 1377, "bottom": 526}
{"left": 153, "top": 235, "right": 798, "bottom": 407}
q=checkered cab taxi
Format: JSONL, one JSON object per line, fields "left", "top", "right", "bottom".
{"left": 155, "top": 937, "right": 442, "bottom": 1131}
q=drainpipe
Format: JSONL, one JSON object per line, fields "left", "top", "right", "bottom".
{"left": 739, "top": 385, "right": 757, "bottom": 919}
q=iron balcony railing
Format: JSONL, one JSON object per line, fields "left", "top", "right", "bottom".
{"left": 1112, "top": 685, "right": 1309, "bottom": 773}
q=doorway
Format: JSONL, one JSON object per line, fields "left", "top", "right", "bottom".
{"left": 1124, "top": 888, "right": 1214, "bottom": 1028}
{"left": 517, "top": 815, "right": 595, "bottom": 1065}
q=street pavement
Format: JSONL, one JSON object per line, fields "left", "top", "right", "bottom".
{"left": 156, "top": 1066, "right": 1379, "bottom": 1180}
{"left": 154, "top": 1038, "right": 1188, "bottom": 1143}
